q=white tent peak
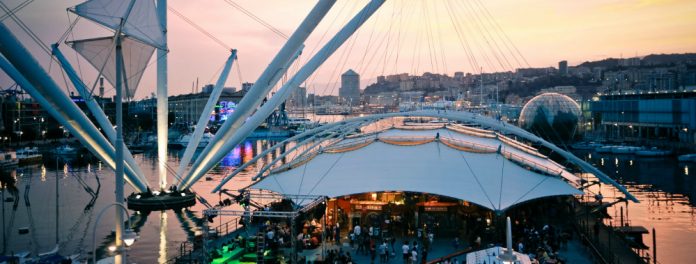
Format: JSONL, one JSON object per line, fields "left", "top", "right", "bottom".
{"left": 68, "top": 36, "right": 155, "bottom": 100}
{"left": 71, "top": 0, "right": 165, "bottom": 49}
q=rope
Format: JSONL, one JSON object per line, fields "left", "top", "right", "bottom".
{"left": 221, "top": 0, "right": 288, "bottom": 40}
{"left": 168, "top": 5, "right": 231, "bottom": 51}
{"left": 444, "top": 129, "right": 496, "bottom": 210}
{"left": 0, "top": 0, "right": 33, "bottom": 21}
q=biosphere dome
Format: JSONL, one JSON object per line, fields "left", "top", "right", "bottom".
{"left": 519, "top": 93, "right": 581, "bottom": 142}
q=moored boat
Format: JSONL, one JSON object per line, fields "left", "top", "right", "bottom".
{"left": 571, "top": 141, "right": 602, "bottom": 150}
{"left": 17, "top": 147, "right": 43, "bottom": 165}
{"left": 0, "top": 150, "right": 18, "bottom": 168}
{"left": 678, "top": 153, "right": 696, "bottom": 162}
{"left": 52, "top": 145, "right": 78, "bottom": 156}
{"left": 636, "top": 147, "right": 672, "bottom": 157}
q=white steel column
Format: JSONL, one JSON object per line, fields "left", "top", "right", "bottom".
{"left": 178, "top": 0, "right": 337, "bottom": 189}
{"left": 180, "top": 0, "right": 386, "bottom": 190}
{"left": 0, "top": 23, "right": 148, "bottom": 192}
{"left": 52, "top": 45, "right": 149, "bottom": 186}
{"left": 156, "top": 0, "right": 169, "bottom": 190}
{"left": 175, "top": 50, "right": 237, "bottom": 181}
{"left": 114, "top": 33, "right": 126, "bottom": 264}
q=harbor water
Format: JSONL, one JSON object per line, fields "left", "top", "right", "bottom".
{"left": 0, "top": 116, "right": 694, "bottom": 263}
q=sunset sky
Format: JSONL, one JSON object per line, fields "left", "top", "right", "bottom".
{"left": 1, "top": 0, "right": 695, "bottom": 99}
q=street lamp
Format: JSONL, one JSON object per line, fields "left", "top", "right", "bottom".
{"left": 92, "top": 203, "right": 137, "bottom": 264}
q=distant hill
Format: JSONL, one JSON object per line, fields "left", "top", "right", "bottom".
{"left": 642, "top": 53, "right": 696, "bottom": 65}
{"left": 577, "top": 58, "right": 620, "bottom": 69}
{"left": 577, "top": 53, "right": 696, "bottom": 68}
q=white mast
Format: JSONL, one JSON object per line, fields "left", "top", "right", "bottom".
{"left": 177, "top": 0, "right": 337, "bottom": 189}
{"left": 179, "top": 0, "right": 386, "bottom": 190}
{"left": 156, "top": 0, "right": 168, "bottom": 190}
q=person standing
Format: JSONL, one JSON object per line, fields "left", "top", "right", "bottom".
{"left": 410, "top": 247, "right": 418, "bottom": 264}
{"left": 402, "top": 241, "right": 410, "bottom": 263}
{"left": 379, "top": 241, "right": 388, "bottom": 263}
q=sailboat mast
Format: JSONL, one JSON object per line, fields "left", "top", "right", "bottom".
{"left": 156, "top": 0, "right": 168, "bottom": 190}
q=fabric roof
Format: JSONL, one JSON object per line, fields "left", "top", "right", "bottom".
{"left": 253, "top": 140, "right": 582, "bottom": 211}
{"left": 378, "top": 128, "right": 581, "bottom": 183}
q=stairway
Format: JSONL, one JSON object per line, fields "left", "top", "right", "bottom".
{"left": 256, "top": 232, "right": 266, "bottom": 263}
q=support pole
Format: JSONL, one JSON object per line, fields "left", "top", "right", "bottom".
{"left": 0, "top": 24, "right": 147, "bottom": 192}
{"left": 156, "top": 0, "right": 169, "bottom": 190}
{"left": 652, "top": 228, "right": 657, "bottom": 264}
{"left": 175, "top": 50, "right": 237, "bottom": 182}
{"left": 52, "top": 45, "right": 149, "bottom": 186}
{"left": 114, "top": 33, "right": 126, "bottom": 264}
{"left": 179, "top": 0, "right": 337, "bottom": 189}
{"left": 180, "top": 0, "right": 385, "bottom": 190}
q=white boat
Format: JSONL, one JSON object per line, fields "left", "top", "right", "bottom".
{"left": 611, "top": 146, "right": 644, "bottom": 154}
{"left": 678, "top": 154, "right": 696, "bottom": 162}
{"left": 288, "top": 117, "right": 313, "bottom": 127}
{"left": 595, "top": 145, "right": 614, "bottom": 153}
{"left": 571, "top": 141, "right": 602, "bottom": 150}
{"left": 16, "top": 147, "right": 42, "bottom": 165}
{"left": 636, "top": 147, "right": 672, "bottom": 157}
{"left": 0, "top": 150, "right": 18, "bottom": 168}
{"left": 52, "top": 145, "right": 78, "bottom": 155}
{"left": 174, "top": 132, "right": 214, "bottom": 149}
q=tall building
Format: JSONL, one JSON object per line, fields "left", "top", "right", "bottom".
{"left": 340, "top": 69, "right": 360, "bottom": 105}
{"left": 242, "top": 82, "right": 254, "bottom": 93}
{"left": 559, "top": 60, "right": 568, "bottom": 75}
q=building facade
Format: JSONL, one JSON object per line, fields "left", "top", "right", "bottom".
{"left": 339, "top": 69, "right": 360, "bottom": 105}
{"left": 590, "top": 91, "right": 696, "bottom": 149}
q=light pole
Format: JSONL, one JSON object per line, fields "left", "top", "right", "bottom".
{"left": 92, "top": 203, "right": 137, "bottom": 264}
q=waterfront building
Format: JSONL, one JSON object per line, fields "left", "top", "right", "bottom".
{"left": 340, "top": 69, "right": 360, "bottom": 106}
{"left": 131, "top": 88, "right": 245, "bottom": 127}
{"left": 559, "top": 60, "right": 568, "bottom": 75}
{"left": 590, "top": 91, "right": 696, "bottom": 149}
{"left": 287, "top": 86, "right": 307, "bottom": 108}
{"left": 519, "top": 93, "right": 582, "bottom": 142}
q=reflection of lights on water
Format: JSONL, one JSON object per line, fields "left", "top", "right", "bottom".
{"left": 243, "top": 141, "right": 253, "bottom": 163}
{"left": 601, "top": 158, "right": 604, "bottom": 166}
{"left": 686, "top": 166, "right": 690, "bottom": 176}
{"left": 220, "top": 146, "right": 242, "bottom": 167}
{"left": 158, "top": 212, "right": 168, "bottom": 264}
{"left": 614, "top": 158, "right": 619, "bottom": 166}
{"left": 41, "top": 166, "right": 46, "bottom": 182}
{"left": 588, "top": 153, "right": 592, "bottom": 159}
{"left": 629, "top": 160, "right": 633, "bottom": 166}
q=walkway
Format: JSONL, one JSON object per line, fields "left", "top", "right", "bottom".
{"left": 298, "top": 235, "right": 595, "bottom": 264}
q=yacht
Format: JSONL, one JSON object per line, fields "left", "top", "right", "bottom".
{"left": 173, "top": 132, "right": 214, "bottom": 149}
{"left": 0, "top": 150, "right": 18, "bottom": 168}
{"left": 52, "top": 145, "right": 78, "bottom": 156}
{"left": 17, "top": 147, "right": 42, "bottom": 165}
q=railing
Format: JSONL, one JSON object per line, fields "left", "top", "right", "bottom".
{"left": 425, "top": 248, "right": 473, "bottom": 264}
{"left": 574, "top": 199, "right": 648, "bottom": 264}
{"left": 440, "top": 136, "right": 497, "bottom": 152}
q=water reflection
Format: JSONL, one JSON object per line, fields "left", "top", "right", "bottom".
{"left": 0, "top": 139, "right": 270, "bottom": 263}
{"left": 578, "top": 150, "right": 695, "bottom": 263}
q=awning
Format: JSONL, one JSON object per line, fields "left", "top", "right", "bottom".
{"left": 252, "top": 139, "right": 582, "bottom": 212}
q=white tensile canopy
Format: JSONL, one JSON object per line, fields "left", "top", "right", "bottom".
{"left": 69, "top": 36, "right": 155, "bottom": 99}
{"left": 252, "top": 136, "right": 582, "bottom": 212}
{"left": 72, "top": 0, "right": 165, "bottom": 49}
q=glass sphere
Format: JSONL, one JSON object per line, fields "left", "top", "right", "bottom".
{"left": 519, "top": 93, "right": 581, "bottom": 142}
